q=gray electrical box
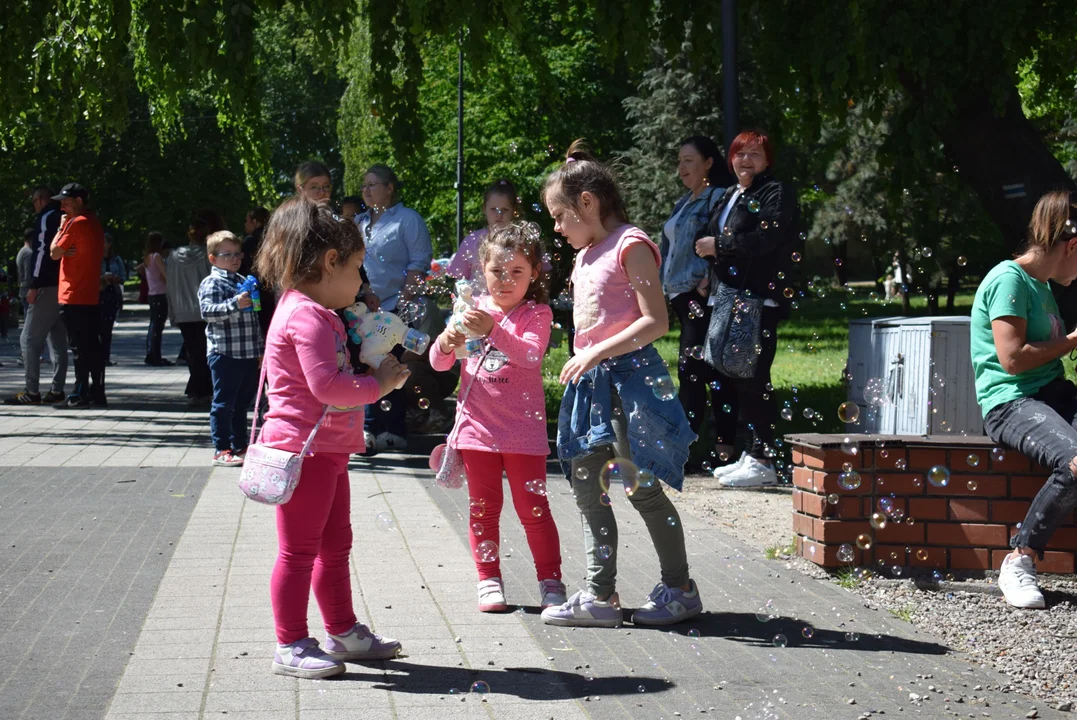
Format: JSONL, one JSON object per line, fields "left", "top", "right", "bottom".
{"left": 846, "top": 316, "right": 982, "bottom": 436}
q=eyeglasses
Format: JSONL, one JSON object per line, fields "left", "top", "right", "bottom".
{"left": 304, "top": 183, "right": 332, "bottom": 194}
{"left": 362, "top": 181, "right": 384, "bottom": 190}
{"left": 215, "top": 252, "right": 244, "bottom": 260}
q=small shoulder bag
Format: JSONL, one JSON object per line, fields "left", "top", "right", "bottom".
{"left": 238, "top": 362, "right": 328, "bottom": 505}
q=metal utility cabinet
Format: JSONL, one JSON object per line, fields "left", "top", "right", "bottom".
{"left": 846, "top": 316, "right": 982, "bottom": 436}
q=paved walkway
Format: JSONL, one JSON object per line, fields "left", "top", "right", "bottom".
{"left": 0, "top": 305, "right": 1065, "bottom": 719}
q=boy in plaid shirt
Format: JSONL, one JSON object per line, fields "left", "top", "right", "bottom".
{"left": 199, "top": 231, "right": 264, "bottom": 466}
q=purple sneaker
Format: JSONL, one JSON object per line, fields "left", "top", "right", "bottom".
{"left": 631, "top": 580, "right": 703, "bottom": 626}
{"left": 325, "top": 622, "right": 402, "bottom": 661}
{"left": 272, "top": 637, "right": 345, "bottom": 679}
{"left": 540, "top": 590, "right": 622, "bottom": 628}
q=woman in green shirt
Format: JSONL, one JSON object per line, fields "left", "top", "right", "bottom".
{"left": 973, "top": 190, "right": 1077, "bottom": 609}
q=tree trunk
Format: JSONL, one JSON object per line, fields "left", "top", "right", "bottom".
{"left": 832, "top": 240, "right": 848, "bottom": 286}
{"left": 945, "top": 268, "right": 960, "bottom": 312}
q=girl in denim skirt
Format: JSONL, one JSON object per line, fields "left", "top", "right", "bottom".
{"left": 540, "top": 140, "right": 701, "bottom": 628}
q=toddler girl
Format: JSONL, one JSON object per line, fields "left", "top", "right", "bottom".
{"left": 541, "top": 141, "right": 701, "bottom": 628}
{"left": 430, "top": 223, "right": 567, "bottom": 611}
{"left": 255, "top": 197, "right": 410, "bottom": 678}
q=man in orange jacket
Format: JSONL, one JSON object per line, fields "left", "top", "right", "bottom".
{"left": 50, "top": 183, "right": 106, "bottom": 407}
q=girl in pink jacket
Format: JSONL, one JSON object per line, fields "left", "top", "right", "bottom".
{"left": 430, "top": 223, "right": 567, "bottom": 612}
{"left": 255, "top": 197, "right": 409, "bottom": 679}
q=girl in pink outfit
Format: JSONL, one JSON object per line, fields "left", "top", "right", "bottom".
{"left": 255, "top": 197, "right": 410, "bottom": 680}
{"left": 445, "top": 178, "right": 519, "bottom": 286}
{"left": 430, "top": 223, "right": 567, "bottom": 612}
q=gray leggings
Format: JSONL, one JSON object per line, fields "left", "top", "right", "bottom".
{"left": 983, "top": 377, "right": 1077, "bottom": 558}
{"left": 569, "top": 389, "right": 690, "bottom": 597}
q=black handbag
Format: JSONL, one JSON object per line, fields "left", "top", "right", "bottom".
{"left": 703, "top": 280, "right": 763, "bottom": 379}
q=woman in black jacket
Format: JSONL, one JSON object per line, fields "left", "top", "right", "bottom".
{"left": 695, "top": 130, "right": 799, "bottom": 487}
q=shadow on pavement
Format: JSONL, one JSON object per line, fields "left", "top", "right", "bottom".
{"left": 341, "top": 660, "right": 674, "bottom": 699}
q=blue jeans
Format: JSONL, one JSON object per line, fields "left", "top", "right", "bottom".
{"left": 208, "top": 353, "right": 260, "bottom": 453}
{"left": 983, "top": 377, "right": 1077, "bottom": 558}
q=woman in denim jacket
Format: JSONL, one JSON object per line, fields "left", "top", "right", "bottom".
{"left": 660, "top": 137, "right": 732, "bottom": 467}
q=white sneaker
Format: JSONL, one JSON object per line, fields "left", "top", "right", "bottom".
{"left": 363, "top": 431, "right": 377, "bottom": 453}
{"left": 998, "top": 552, "right": 1045, "bottom": 609}
{"left": 539, "top": 578, "right": 568, "bottom": 609}
{"left": 478, "top": 578, "right": 508, "bottom": 612}
{"left": 374, "top": 432, "right": 407, "bottom": 452}
{"left": 712, "top": 452, "right": 748, "bottom": 479}
{"left": 718, "top": 455, "right": 777, "bottom": 487}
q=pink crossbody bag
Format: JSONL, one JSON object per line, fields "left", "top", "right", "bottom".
{"left": 238, "top": 361, "right": 329, "bottom": 505}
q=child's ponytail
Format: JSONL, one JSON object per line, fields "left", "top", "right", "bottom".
{"left": 542, "top": 139, "right": 629, "bottom": 225}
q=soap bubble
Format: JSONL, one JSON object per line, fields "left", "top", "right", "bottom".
{"left": 532, "top": 506, "right": 544, "bottom": 517}
{"left": 894, "top": 458, "right": 907, "bottom": 470}
{"left": 526, "top": 349, "right": 540, "bottom": 364}
{"left": 870, "top": 512, "right": 887, "bottom": 530}
{"left": 746, "top": 198, "right": 761, "bottom": 213}
{"left": 921, "top": 247, "right": 933, "bottom": 258}
{"left": 845, "top": 632, "right": 860, "bottom": 642}
{"left": 916, "top": 548, "right": 929, "bottom": 561}
{"left": 967, "top": 479, "right": 978, "bottom": 491}
{"left": 375, "top": 512, "right": 395, "bottom": 531}
{"left": 687, "top": 629, "right": 700, "bottom": 638}
{"left": 957, "top": 256, "right": 967, "bottom": 267}
{"left": 863, "top": 377, "right": 888, "bottom": 407}
{"left": 842, "top": 462, "right": 853, "bottom": 473}
{"left": 666, "top": 516, "right": 678, "bottom": 527}
{"left": 991, "top": 447, "right": 1005, "bottom": 462}
{"left": 878, "top": 497, "right": 894, "bottom": 515}
{"left": 638, "top": 470, "right": 657, "bottom": 489}
{"left": 599, "top": 526, "right": 609, "bottom": 536}
{"left": 826, "top": 493, "right": 840, "bottom": 505}
{"left": 599, "top": 493, "right": 611, "bottom": 506}
{"left": 469, "top": 500, "right": 487, "bottom": 518}
{"left": 597, "top": 545, "right": 613, "bottom": 560}
{"left": 780, "top": 408, "right": 793, "bottom": 421}
{"left": 783, "top": 287, "right": 795, "bottom": 299}
{"left": 772, "top": 634, "right": 788, "bottom": 648}
{"left": 801, "top": 625, "right": 814, "bottom": 639}
{"left": 802, "top": 407, "right": 814, "bottom": 419}
{"left": 840, "top": 438, "right": 858, "bottom": 456}
{"left": 379, "top": 399, "right": 392, "bottom": 411}
{"left": 602, "top": 458, "right": 640, "bottom": 496}
{"left": 532, "top": 203, "right": 542, "bottom": 213}
{"left": 651, "top": 375, "right": 676, "bottom": 401}
{"left": 721, "top": 403, "right": 732, "bottom": 413}
{"left": 525, "top": 479, "right": 547, "bottom": 496}
{"left": 791, "top": 251, "right": 802, "bottom": 262}
{"left": 837, "top": 471, "right": 862, "bottom": 491}
{"left": 966, "top": 453, "right": 980, "bottom": 468}
{"left": 471, "top": 522, "right": 484, "bottom": 536}
{"left": 927, "top": 466, "right": 950, "bottom": 487}
{"left": 417, "top": 397, "right": 430, "bottom": 410}
{"left": 470, "top": 680, "right": 490, "bottom": 695}
{"left": 575, "top": 467, "right": 589, "bottom": 481}
{"left": 837, "top": 543, "right": 855, "bottom": 562}
{"left": 475, "top": 540, "right": 499, "bottom": 563}
{"left": 855, "top": 534, "right": 872, "bottom": 550}
{"left": 686, "top": 345, "right": 705, "bottom": 360}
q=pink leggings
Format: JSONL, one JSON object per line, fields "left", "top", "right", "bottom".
{"left": 271, "top": 452, "right": 357, "bottom": 644}
{"left": 461, "top": 450, "right": 562, "bottom": 582}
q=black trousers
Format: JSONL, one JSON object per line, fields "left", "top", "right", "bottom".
{"left": 710, "top": 305, "right": 781, "bottom": 459}
{"left": 146, "top": 294, "right": 168, "bottom": 363}
{"left": 60, "top": 304, "right": 105, "bottom": 398}
{"left": 670, "top": 292, "right": 725, "bottom": 436}
{"left": 178, "top": 321, "right": 212, "bottom": 398}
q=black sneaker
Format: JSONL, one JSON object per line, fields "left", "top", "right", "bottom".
{"left": 90, "top": 394, "right": 108, "bottom": 407}
{"left": 62, "top": 394, "right": 91, "bottom": 408}
{"left": 42, "top": 390, "right": 65, "bottom": 404}
{"left": 4, "top": 391, "right": 41, "bottom": 405}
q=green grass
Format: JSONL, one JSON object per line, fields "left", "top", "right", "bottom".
{"left": 835, "top": 567, "right": 862, "bottom": 590}
{"left": 888, "top": 604, "right": 916, "bottom": 622}
{"left": 764, "top": 536, "right": 798, "bottom": 560}
{"left": 540, "top": 287, "right": 978, "bottom": 457}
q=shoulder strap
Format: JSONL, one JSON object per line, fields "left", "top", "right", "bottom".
{"left": 446, "top": 302, "right": 529, "bottom": 445}
{"left": 248, "top": 359, "right": 329, "bottom": 450}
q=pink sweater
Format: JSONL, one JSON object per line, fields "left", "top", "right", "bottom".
{"left": 259, "top": 289, "right": 381, "bottom": 455}
{"left": 430, "top": 296, "right": 551, "bottom": 456}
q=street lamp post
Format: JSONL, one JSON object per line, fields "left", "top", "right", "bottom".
{"left": 721, "top": 0, "right": 739, "bottom": 151}
{"left": 456, "top": 31, "right": 465, "bottom": 250}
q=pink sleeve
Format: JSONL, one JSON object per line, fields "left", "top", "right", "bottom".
{"left": 617, "top": 229, "right": 662, "bottom": 276}
{"left": 287, "top": 305, "right": 380, "bottom": 407}
{"left": 446, "top": 232, "right": 481, "bottom": 279}
{"left": 487, "top": 305, "right": 552, "bottom": 369}
{"left": 429, "top": 338, "right": 458, "bottom": 372}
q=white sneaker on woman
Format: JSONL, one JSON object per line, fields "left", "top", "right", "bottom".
{"left": 719, "top": 455, "right": 777, "bottom": 488}
{"left": 998, "top": 552, "right": 1045, "bottom": 609}
{"left": 712, "top": 452, "right": 747, "bottom": 479}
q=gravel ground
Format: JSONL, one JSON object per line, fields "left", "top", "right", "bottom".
{"left": 673, "top": 473, "right": 1077, "bottom": 714}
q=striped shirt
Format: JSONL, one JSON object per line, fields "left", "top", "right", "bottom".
{"left": 198, "top": 267, "right": 264, "bottom": 359}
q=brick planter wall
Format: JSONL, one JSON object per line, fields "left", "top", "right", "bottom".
{"left": 787, "top": 433, "right": 1076, "bottom": 574}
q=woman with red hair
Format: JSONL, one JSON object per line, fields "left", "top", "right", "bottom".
{"left": 695, "top": 130, "right": 799, "bottom": 487}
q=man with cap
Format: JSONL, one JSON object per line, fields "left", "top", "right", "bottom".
{"left": 50, "top": 183, "right": 106, "bottom": 407}
{"left": 4, "top": 186, "right": 69, "bottom": 406}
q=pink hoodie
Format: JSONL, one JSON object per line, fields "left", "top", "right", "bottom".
{"left": 430, "top": 296, "right": 551, "bottom": 456}
{"left": 259, "top": 289, "right": 381, "bottom": 455}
